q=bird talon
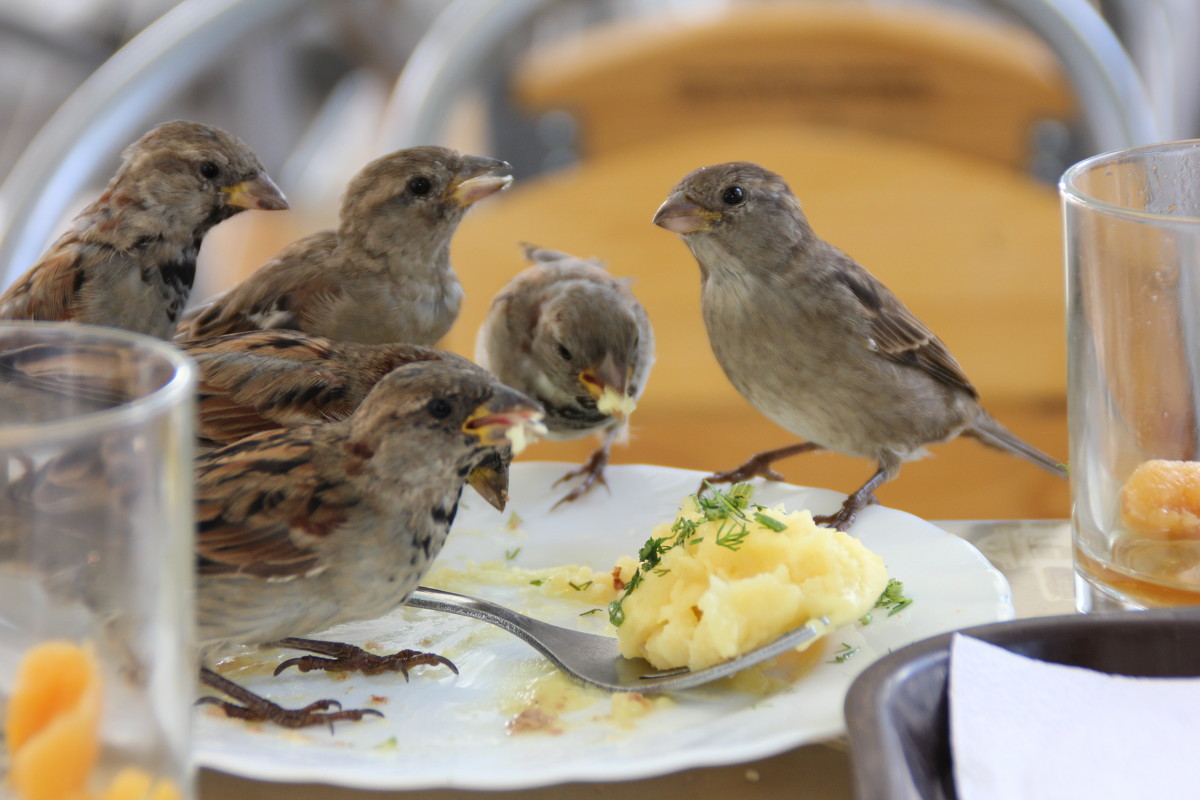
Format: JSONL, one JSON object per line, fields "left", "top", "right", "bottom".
{"left": 551, "top": 446, "right": 612, "bottom": 508}
{"left": 273, "top": 638, "right": 458, "bottom": 678}
{"left": 196, "top": 671, "right": 382, "bottom": 730}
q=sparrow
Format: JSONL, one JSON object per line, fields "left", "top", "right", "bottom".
{"left": 181, "top": 329, "right": 512, "bottom": 509}
{"left": 652, "top": 161, "right": 1066, "bottom": 531}
{"left": 176, "top": 146, "right": 512, "bottom": 345}
{"left": 0, "top": 121, "right": 287, "bottom": 339}
{"left": 475, "top": 244, "right": 654, "bottom": 505}
{"left": 194, "top": 359, "right": 545, "bottom": 727}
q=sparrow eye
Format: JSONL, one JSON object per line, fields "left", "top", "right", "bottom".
{"left": 556, "top": 344, "right": 572, "bottom": 361}
{"left": 199, "top": 161, "right": 221, "bottom": 180}
{"left": 426, "top": 398, "right": 453, "bottom": 419}
{"left": 722, "top": 185, "right": 745, "bottom": 205}
{"left": 408, "top": 176, "right": 433, "bottom": 196}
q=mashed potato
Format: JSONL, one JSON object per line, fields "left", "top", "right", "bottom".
{"left": 610, "top": 485, "right": 889, "bottom": 671}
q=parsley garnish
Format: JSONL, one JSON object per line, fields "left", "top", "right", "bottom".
{"left": 609, "top": 483, "right": 777, "bottom": 626}
{"left": 875, "top": 579, "right": 913, "bottom": 616}
{"left": 828, "top": 643, "right": 860, "bottom": 664}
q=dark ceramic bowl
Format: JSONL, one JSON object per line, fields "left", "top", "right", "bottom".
{"left": 843, "top": 606, "right": 1200, "bottom": 800}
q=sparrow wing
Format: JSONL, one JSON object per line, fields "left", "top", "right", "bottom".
{"left": 195, "top": 431, "right": 357, "bottom": 580}
{"left": 835, "top": 259, "right": 977, "bottom": 398}
{"left": 178, "top": 233, "right": 338, "bottom": 339}
{"left": 0, "top": 248, "right": 87, "bottom": 323}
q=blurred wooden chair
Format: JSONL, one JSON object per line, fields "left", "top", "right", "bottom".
{"left": 382, "top": 0, "right": 1156, "bottom": 520}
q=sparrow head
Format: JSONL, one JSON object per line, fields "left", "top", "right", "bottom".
{"left": 111, "top": 120, "right": 288, "bottom": 234}
{"left": 337, "top": 146, "right": 512, "bottom": 248}
{"left": 652, "top": 162, "right": 813, "bottom": 276}
{"left": 532, "top": 283, "right": 644, "bottom": 421}
{"left": 348, "top": 360, "right": 544, "bottom": 475}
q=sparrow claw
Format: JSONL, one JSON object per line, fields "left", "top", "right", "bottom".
{"left": 273, "top": 637, "right": 458, "bottom": 679}
{"left": 198, "top": 667, "right": 383, "bottom": 730}
{"left": 551, "top": 446, "right": 611, "bottom": 508}
{"left": 813, "top": 481, "right": 883, "bottom": 532}
{"left": 699, "top": 442, "right": 824, "bottom": 495}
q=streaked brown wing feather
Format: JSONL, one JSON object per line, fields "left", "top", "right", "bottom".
{"left": 0, "top": 248, "right": 86, "bottom": 322}
{"left": 834, "top": 258, "right": 977, "bottom": 397}
{"left": 195, "top": 431, "right": 357, "bottom": 579}
{"left": 178, "top": 233, "right": 338, "bottom": 339}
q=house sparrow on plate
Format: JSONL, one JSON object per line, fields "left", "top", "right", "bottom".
{"left": 176, "top": 146, "right": 511, "bottom": 345}
{"left": 181, "top": 329, "right": 513, "bottom": 509}
{"left": 0, "top": 121, "right": 287, "bottom": 339}
{"left": 194, "top": 359, "right": 544, "bottom": 727}
{"left": 475, "top": 244, "right": 653, "bottom": 506}
{"left": 653, "top": 161, "right": 1065, "bottom": 530}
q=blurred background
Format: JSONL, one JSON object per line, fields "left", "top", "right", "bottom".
{"left": 0, "top": 0, "right": 1195, "bottom": 521}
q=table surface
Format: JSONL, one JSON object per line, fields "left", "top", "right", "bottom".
{"left": 198, "top": 519, "right": 1076, "bottom": 800}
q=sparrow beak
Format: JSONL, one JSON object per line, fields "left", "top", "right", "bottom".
{"left": 448, "top": 156, "right": 513, "bottom": 207}
{"left": 652, "top": 193, "right": 718, "bottom": 233}
{"left": 580, "top": 356, "right": 637, "bottom": 421}
{"left": 463, "top": 391, "right": 546, "bottom": 455}
{"left": 466, "top": 452, "right": 510, "bottom": 512}
{"left": 224, "top": 171, "right": 289, "bottom": 211}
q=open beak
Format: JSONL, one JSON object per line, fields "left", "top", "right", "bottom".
{"left": 580, "top": 356, "right": 637, "bottom": 421}
{"left": 224, "top": 171, "right": 289, "bottom": 211}
{"left": 448, "top": 155, "right": 513, "bottom": 207}
{"left": 463, "top": 390, "right": 546, "bottom": 455}
{"left": 467, "top": 449, "right": 510, "bottom": 512}
{"left": 652, "top": 193, "right": 718, "bottom": 234}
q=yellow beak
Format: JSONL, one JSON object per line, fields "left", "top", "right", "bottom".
{"left": 223, "top": 171, "right": 289, "bottom": 211}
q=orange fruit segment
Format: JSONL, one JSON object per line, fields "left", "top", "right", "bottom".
{"left": 1119, "top": 459, "right": 1200, "bottom": 540}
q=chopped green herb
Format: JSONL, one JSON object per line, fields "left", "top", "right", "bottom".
{"left": 715, "top": 524, "right": 750, "bottom": 550}
{"left": 859, "top": 612, "right": 874, "bottom": 626}
{"left": 505, "top": 511, "right": 523, "bottom": 530}
{"left": 505, "top": 547, "right": 521, "bottom": 561}
{"left": 753, "top": 511, "right": 788, "bottom": 532}
{"left": 873, "top": 579, "right": 913, "bottom": 616}
{"left": 568, "top": 580, "right": 593, "bottom": 591}
{"left": 579, "top": 608, "right": 601, "bottom": 617}
{"left": 828, "top": 643, "right": 860, "bottom": 664}
{"left": 529, "top": 578, "right": 545, "bottom": 586}
{"left": 609, "top": 483, "right": 758, "bottom": 626}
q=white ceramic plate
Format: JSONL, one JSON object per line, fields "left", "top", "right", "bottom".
{"left": 195, "top": 462, "right": 1013, "bottom": 790}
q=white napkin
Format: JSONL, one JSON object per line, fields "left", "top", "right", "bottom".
{"left": 949, "top": 633, "right": 1200, "bottom": 800}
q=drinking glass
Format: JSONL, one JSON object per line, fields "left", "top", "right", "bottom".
{"left": 0, "top": 322, "right": 196, "bottom": 800}
{"left": 1063, "top": 139, "right": 1200, "bottom": 611}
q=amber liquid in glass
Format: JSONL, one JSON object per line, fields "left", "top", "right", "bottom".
{"left": 1076, "top": 534, "right": 1200, "bottom": 607}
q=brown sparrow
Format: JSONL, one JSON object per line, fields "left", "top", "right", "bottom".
{"left": 475, "top": 244, "right": 654, "bottom": 506}
{"left": 194, "top": 359, "right": 545, "bottom": 726}
{"left": 176, "top": 146, "right": 511, "bottom": 345}
{"left": 653, "top": 161, "right": 1065, "bottom": 530}
{"left": 0, "top": 120, "right": 287, "bottom": 339}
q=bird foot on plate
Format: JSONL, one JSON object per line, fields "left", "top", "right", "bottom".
{"left": 699, "top": 442, "right": 824, "bottom": 495}
{"left": 812, "top": 492, "right": 878, "bottom": 532}
{"left": 272, "top": 637, "right": 458, "bottom": 680}
{"left": 198, "top": 667, "right": 383, "bottom": 729}
{"left": 551, "top": 447, "right": 611, "bottom": 508}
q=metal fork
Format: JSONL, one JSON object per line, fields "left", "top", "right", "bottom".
{"left": 406, "top": 586, "right": 830, "bottom": 692}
